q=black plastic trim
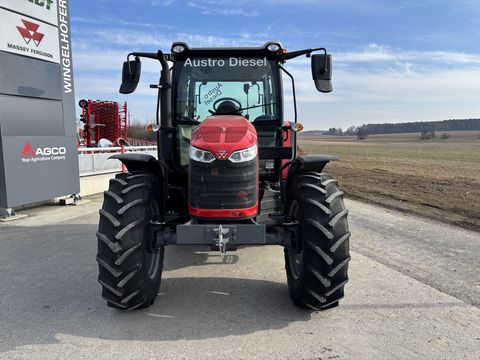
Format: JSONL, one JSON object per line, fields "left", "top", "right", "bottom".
{"left": 259, "top": 147, "right": 293, "bottom": 159}
{"left": 110, "top": 154, "right": 166, "bottom": 175}
{"left": 286, "top": 154, "right": 339, "bottom": 178}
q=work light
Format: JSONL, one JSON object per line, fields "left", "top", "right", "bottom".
{"left": 172, "top": 44, "right": 186, "bottom": 54}
{"left": 266, "top": 43, "right": 281, "bottom": 52}
{"left": 146, "top": 123, "right": 160, "bottom": 133}
{"left": 291, "top": 123, "right": 304, "bottom": 132}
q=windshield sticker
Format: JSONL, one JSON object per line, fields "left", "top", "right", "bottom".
{"left": 203, "top": 83, "right": 223, "bottom": 106}
{"left": 185, "top": 57, "right": 267, "bottom": 67}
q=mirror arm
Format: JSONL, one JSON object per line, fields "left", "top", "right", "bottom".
{"left": 280, "top": 47, "right": 329, "bottom": 73}
{"left": 156, "top": 50, "right": 173, "bottom": 162}
{"left": 317, "top": 48, "right": 329, "bottom": 75}
{"left": 128, "top": 52, "right": 160, "bottom": 60}
{"left": 278, "top": 64, "right": 298, "bottom": 159}
{"left": 126, "top": 55, "right": 139, "bottom": 77}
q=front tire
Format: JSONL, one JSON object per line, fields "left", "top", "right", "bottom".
{"left": 285, "top": 173, "right": 350, "bottom": 310}
{"left": 96, "top": 171, "right": 164, "bottom": 310}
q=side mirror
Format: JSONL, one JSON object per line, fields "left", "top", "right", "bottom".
{"left": 119, "top": 57, "right": 141, "bottom": 94}
{"left": 311, "top": 54, "right": 332, "bottom": 93}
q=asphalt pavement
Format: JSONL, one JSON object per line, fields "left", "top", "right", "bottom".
{"left": 0, "top": 194, "right": 479, "bottom": 359}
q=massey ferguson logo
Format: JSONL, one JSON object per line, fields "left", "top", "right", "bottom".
{"left": 217, "top": 150, "right": 228, "bottom": 160}
{"left": 17, "top": 19, "right": 44, "bottom": 47}
{"left": 21, "top": 143, "right": 67, "bottom": 163}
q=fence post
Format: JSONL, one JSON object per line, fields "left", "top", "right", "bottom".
{"left": 121, "top": 145, "right": 126, "bottom": 172}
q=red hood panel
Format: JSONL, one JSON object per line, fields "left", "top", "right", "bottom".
{"left": 225, "top": 126, "right": 247, "bottom": 143}
{"left": 191, "top": 116, "right": 257, "bottom": 160}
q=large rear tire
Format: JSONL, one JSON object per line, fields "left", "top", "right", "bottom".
{"left": 285, "top": 172, "right": 350, "bottom": 310}
{"left": 96, "top": 171, "right": 164, "bottom": 310}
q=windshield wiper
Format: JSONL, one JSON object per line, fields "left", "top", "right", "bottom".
{"left": 175, "top": 116, "right": 200, "bottom": 125}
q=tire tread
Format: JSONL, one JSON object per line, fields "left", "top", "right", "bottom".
{"left": 96, "top": 171, "right": 164, "bottom": 310}
{"left": 285, "top": 172, "right": 350, "bottom": 311}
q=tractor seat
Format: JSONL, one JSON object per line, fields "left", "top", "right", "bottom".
{"left": 215, "top": 100, "right": 241, "bottom": 115}
{"left": 253, "top": 115, "right": 276, "bottom": 124}
{"left": 253, "top": 115, "right": 277, "bottom": 147}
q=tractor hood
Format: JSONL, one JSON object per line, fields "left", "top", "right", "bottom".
{"left": 191, "top": 116, "right": 257, "bottom": 160}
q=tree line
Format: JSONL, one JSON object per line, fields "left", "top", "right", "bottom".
{"left": 323, "top": 118, "right": 480, "bottom": 136}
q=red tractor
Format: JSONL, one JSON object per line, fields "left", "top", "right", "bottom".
{"left": 96, "top": 42, "right": 350, "bottom": 311}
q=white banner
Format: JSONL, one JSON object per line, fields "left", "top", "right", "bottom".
{"left": 0, "top": 0, "right": 58, "bottom": 26}
{"left": 0, "top": 8, "right": 60, "bottom": 63}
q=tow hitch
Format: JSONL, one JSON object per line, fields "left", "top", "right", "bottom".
{"left": 213, "top": 224, "right": 230, "bottom": 257}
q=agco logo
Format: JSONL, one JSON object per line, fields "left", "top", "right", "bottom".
{"left": 16, "top": 19, "right": 44, "bottom": 47}
{"left": 21, "top": 143, "right": 36, "bottom": 157}
{"left": 21, "top": 143, "right": 67, "bottom": 163}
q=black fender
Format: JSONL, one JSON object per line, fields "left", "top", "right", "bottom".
{"left": 110, "top": 154, "right": 166, "bottom": 180}
{"left": 283, "top": 155, "right": 339, "bottom": 214}
{"left": 286, "top": 154, "right": 339, "bottom": 179}
{"left": 110, "top": 153, "right": 169, "bottom": 213}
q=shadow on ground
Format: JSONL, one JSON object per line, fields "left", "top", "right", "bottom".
{"left": 0, "top": 223, "right": 310, "bottom": 352}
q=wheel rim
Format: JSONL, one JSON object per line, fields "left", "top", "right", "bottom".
{"left": 146, "top": 251, "right": 160, "bottom": 280}
{"left": 288, "top": 249, "right": 303, "bottom": 281}
{"left": 146, "top": 200, "right": 161, "bottom": 280}
{"left": 288, "top": 200, "right": 303, "bottom": 281}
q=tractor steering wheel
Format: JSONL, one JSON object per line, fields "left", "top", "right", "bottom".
{"left": 210, "top": 97, "right": 242, "bottom": 115}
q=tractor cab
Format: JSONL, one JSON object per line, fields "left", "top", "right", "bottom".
{"left": 171, "top": 44, "right": 283, "bottom": 178}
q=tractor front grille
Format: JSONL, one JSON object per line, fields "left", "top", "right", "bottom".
{"left": 189, "top": 158, "right": 258, "bottom": 210}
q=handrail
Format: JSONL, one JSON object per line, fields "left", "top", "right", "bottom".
{"left": 78, "top": 146, "right": 158, "bottom": 177}
{"left": 78, "top": 146, "right": 157, "bottom": 153}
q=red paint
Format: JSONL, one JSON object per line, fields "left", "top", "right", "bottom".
{"left": 21, "top": 143, "right": 36, "bottom": 158}
{"left": 17, "top": 19, "right": 44, "bottom": 46}
{"left": 189, "top": 203, "right": 258, "bottom": 218}
{"left": 189, "top": 116, "right": 259, "bottom": 218}
{"left": 121, "top": 145, "right": 126, "bottom": 172}
{"left": 78, "top": 100, "right": 128, "bottom": 148}
{"left": 190, "top": 116, "right": 257, "bottom": 160}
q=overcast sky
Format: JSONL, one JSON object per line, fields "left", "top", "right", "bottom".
{"left": 70, "top": 0, "right": 480, "bottom": 130}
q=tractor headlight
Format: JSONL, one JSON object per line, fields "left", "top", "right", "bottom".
{"left": 228, "top": 144, "right": 257, "bottom": 163}
{"left": 189, "top": 145, "right": 216, "bottom": 163}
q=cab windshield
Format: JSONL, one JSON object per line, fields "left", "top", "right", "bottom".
{"left": 174, "top": 57, "right": 280, "bottom": 123}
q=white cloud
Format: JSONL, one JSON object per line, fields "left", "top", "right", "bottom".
{"left": 187, "top": 1, "right": 259, "bottom": 16}
{"left": 335, "top": 44, "right": 480, "bottom": 66}
{"left": 151, "top": 0, "right": 174, "bottom": 5}
{"left": 336, "top": 44, "right": 396, "bottom": 62}
{"left": 73, "top": 26, "right": 264, "bottom": 52}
